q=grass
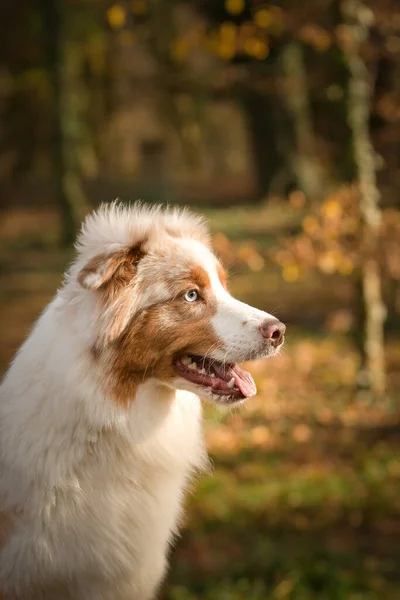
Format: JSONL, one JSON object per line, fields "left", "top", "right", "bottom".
{"left": 164, "top": 391, "right": 400, "bottom": 599}
{"left": 1, "top": 202, "right": 400, "bottom": 599}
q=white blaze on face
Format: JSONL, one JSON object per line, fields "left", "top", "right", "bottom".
{"left": 178, "top": 240, "right": 274, "bottom": 363}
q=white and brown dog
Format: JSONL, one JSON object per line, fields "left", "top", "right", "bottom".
{"left": 0, "top": 203, "right": 285, "bottom": 600}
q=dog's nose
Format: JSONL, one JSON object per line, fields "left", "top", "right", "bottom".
{"left": 259, "top": 319, "right": 286, "bottom": 345}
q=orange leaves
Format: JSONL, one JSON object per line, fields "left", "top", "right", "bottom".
{"left": 225, "top": 0, "right": 244, "bottom": 16}
{"left": 212, "top": 232, "right": 236, "bottom": 265}
{"left": 302, "top": 215, "right": 319, "bottom": 235}
{"left": 291, "top": 423, "right": 311, "bottom": 443}
{"left": 173, "top": 5, "right": 285, "bottom": 65}
{"left": 243, "top": 37, "right": 269, "bottom": 60}
{"left": 338, "top": 257, "right": 354, "bottom": 276}
{"left": 237, "top": 243, "right": 265, "bottom": 271}
{"left": 289, "top": 190, "right": 306, "bottom": 208}
{"left": 254, "top": 9, "right": 273, "bottom": 29}
{"left": 171, "top": 38, "right": 188, "bottom": 62}
{"left": 206, "top": 426, "right": 240, "bottom": 454}
{"left": 282, "top": 264, "right": 300, "bottom": 282}
{"left": 250, "top": 425, "right": 275, "bottom": 448}
{"left": 273, "top": 186, "right": 362, "bottom": 281}
{"left": 318, "top": 251, "right": 341, "bottom": 274}
{"left": 173, "top": 19, "right": 267, "bottom": 64}
{"left": 211, "top": 20, "right": 270, "bottom": 62}
{"left": 220, "top": 22, "right": 238, "bottom": 43}
{"left": 216, "top": 21, "right": 238, "bottom": 61}
{"left": 106, "top": 1, "right": 147, "bottom": 28}
{"left": 106, "top": 1, "right": 146, "bottom": 31}
{"left": 298, "top": 24, "right": 331, "bottom": 52}
{"left": 325, "top": 309, "right": 353, "bottom": 333}
{"left": 254, "top": 6, "right": 286, "bottom": 36}
{"left": 273, "top": 235, "right": 315, "bottom": 282}
{"left": 168, "top": 3, "right": 287, "bottom": 65}
{"left": 171, "top": 25, "right": 206, "bottom": 62}
{"left": 107, "top": 4, "right": 126, "bottom": 29}
{"left": 213, "top": 233, "right": 265, "bottom": 272}
{"left": 322, "top": 199, "right": 343, "bottom": 219}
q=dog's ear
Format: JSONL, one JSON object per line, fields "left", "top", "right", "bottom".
{"left": 78, "top": 246, "right": 145, "bottom": 347}
{"left": 78, "top": 246, "right": 144, "bottom": 293}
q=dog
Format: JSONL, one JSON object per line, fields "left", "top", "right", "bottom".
{"left": 0, "top": 202, "right": 285, "bottom": 600}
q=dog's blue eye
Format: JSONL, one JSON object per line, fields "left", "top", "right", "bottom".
{"left": 184, "top": 290, "right": 198, "bottom": 303}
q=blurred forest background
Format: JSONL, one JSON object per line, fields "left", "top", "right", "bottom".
{"left": 1, "top": 0, "right": 400, "bottom": 598}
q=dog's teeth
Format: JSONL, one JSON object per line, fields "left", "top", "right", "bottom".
{"left": 227, "top": 377, "right": 235, "bottom": 388}
{"left": 210, "top": 373, "right": 215, "bottom": 378}
{"left": 188, "top": 362, "right": 197, "bottom": 371}
{"left": 181, "top": 356, "right": 191, "bottom": 366}
{"left": 199, "top": 368, "right": 206, "bottom": 375}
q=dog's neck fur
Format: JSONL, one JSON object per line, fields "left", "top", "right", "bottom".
{"left": 1, "top": 286, "right": 206, "bottom": 598}
{"left": 0, "top": 291, "right": 206, "bottom": 512}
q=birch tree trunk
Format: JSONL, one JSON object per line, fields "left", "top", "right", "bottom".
{"left": 281, "top": 41, "right": 325, "bottom": 203}
{"left": 342, "top": 0, "right": 386, "bottom": 396}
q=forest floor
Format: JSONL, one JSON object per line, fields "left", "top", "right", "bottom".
{"left": 1, "top": 202, "right": 399, "bottom": 600}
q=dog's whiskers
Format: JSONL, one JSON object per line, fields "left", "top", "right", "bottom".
{"left": 200, "top": 342, "right": 219, "bottom": 370}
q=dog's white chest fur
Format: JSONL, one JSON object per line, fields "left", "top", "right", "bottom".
{"left": 0, "top": 348, "right": 205, "bottom": 600}
{"left": 68, "top": 388, "right": 205, "bottom": 600}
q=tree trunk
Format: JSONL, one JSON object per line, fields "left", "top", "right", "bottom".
{"left": 239, "top": 89, "right": 285, "bottom": 200}
{"left": 42, "top": 0, "right": 89, "bottom": 246}
{"left": 342, "top": 0, "right": 386, "bottom": 396}
{"left": 280, "top": 41, "right": 325, "bottom": 202}
{"left": 147, "top": 0, "right": 204, "bottom": 171}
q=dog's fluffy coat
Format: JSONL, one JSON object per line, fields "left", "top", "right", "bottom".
{"left": 0, "top": 203, "right": 283, "bottom": 600}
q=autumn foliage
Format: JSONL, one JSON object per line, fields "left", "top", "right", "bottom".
{"left": 2, "top": 0, "right": 400, "bottom": 597}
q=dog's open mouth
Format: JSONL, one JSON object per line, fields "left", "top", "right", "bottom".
{"left": 174, "top": 354, "right": 257, "bottom": 401}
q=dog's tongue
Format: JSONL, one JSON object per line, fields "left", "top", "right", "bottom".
{"left": 213, "top": 362, "right": 257, "bottom": 398}
{"left": 231, "top": 364, "right": 257, "bottom": 397}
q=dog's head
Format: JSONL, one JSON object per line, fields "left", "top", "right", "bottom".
{"left": 70, "top": 202, "right": 285, "bottom": 405}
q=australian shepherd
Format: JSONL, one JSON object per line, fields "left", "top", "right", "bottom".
{"left": 0, "top": 202, "right": 285, "bottom": 600}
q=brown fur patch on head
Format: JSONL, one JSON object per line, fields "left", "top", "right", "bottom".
{"left": 99, "top": 247, "right": 144, "bottom": 304}
{"left": 157, "top": 264, "right": 212, "bottom": 301}
{"left": 78, "top": 246, "right": 143, "bottom": 295}
{"left": 190, "top": 265, "right": 211, "bottom": 290}
{"left": 109, "top": 307, "right": 223, "bottom": 405}
{"left": 79, "top": 246, "right": 145, "bottom": 348}
{"left": 104, "top": 264, "right": 223, "bottom": 405}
